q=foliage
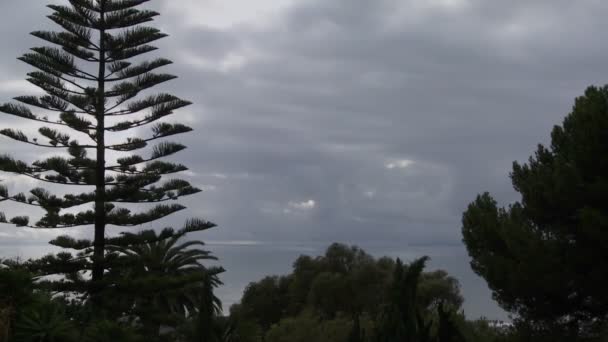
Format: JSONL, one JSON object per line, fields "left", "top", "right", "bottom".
{"left": 104, "top": 229, "right": 224, "bottom": 330}
{"left": 265, "top": 311, "right": 358, "bottom": 342}
{"left": 436, "top": 302, "right": 467, "bottom": 342}
{"left": 0, "top": 232, "right": 223, "bottom": 340}
{"left": 80, "top": 320, "right": 144, "bottom": 342}
{"left": 0, "top": 0, "right": 217, "bottom": 307}
{"left": 0, "top": 263, "right": 37, "bottom": 341}
{"left": 376, "top": 257, "right": 433, "bottom": 342}
{"left": 231, "top": 244, "right": 465, "bottom": 342}
{"left": 0, "top": 0, "right": 222, "bottom": 338}
{"left": 462, "top": 85, "right": 608, "bottom": 338}
{"left": 13, "top": 298, "right": 76, "bottom": 342}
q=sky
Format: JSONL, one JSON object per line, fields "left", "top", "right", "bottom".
{"left": 1, "top": 0, "right": 608, "bottom": 320}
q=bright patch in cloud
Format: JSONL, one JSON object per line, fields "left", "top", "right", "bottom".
{"left": 427, "top": 0, "right": 469, "bottom": 10}
{"left": 288, "top": 199, "right": 316, "bottom": 210}
{"left": 364, "top": 190, "right": 376, "bottom": 198}
{"left": 385, "top": 159, "right": 414, "bottom": 170}
{"left": 180, "top": 51, "right": 250, "bottom": 73}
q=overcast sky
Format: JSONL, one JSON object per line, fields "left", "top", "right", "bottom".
{"left": 2, "top": 0, "right": 608, "bottom": 320}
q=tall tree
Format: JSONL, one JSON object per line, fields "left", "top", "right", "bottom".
{"left": 462, "top": 85, "right": 608, "bottom": 338}
{"left": 376, "top": 257, "right": 433, "bottom": 342}
{"left": 0, "top": 0, "right": 216, "bottom": 308}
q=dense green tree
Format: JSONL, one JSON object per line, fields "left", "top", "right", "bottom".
{"left": 291, "top": 243, "right": 393, "bottom": 318}
{"left": 376, "top": 257, "right": 433, "bottom": 342}
{"left": 81, "top": 320, "right": 144, "bottom": 342}
{"left": 0, "top": 0, "right": 219, "bottom": 319}
{"left": 265, "top": 311, "right": 360, "bottom": 342}
{"left": 462, "top": 85, "right": 608, "bottom": 338}
{"left": 436, "top": 302, "right": 467, "bottom": 342}
{"left": 223, "top": 305, "right": 264, "bottom": 342}
{"left": 418, "top": 271, "right": 464, "bottom": 311}
{"left": 239, "top": 275, "right": 292, "bottom": 331}
{"left": 461, "top": 319, "right": 510, "bottom": 342}
{"left": 232, "top": 244, "right": 464, "bottom": 340}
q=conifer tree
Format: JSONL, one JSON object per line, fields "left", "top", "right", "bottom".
{"left": 0, "top": 0, "right": 218, "bottom": 306}
{"left": 462, "top": 85, "right": 608, "bottom": 337}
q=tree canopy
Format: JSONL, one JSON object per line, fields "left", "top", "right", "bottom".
{"left": 462, "top": 85, "right": 608, "bottom": 339}
{"left": 0, "top": 0, "right": 222, "bottom": 339}
{"left": 231, "top": 243, "right": 466, "bottom": 342}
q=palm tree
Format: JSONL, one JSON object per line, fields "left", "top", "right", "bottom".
{"left": 376, "top": 256, "right": 433, "bottom": 342}
{"left": 105, "top": 229, "right": 224, "bottom": 335}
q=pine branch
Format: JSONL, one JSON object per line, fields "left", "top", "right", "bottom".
{"left": 106, "top": 44, "right": 157, "bottom": 62}
{"left": 0, "top": 102, "right": 89, "bottom": 128}
{"left": 106, "top": 73, "right": 176, "bottom": 103}
{"left": 21, "top": 47, "right": 78, "bottom": 77}
{"left": 151, "top": 142, "right": 186, "bottom": 159}
{"left": 106, "top": 93, "right": 184, "bottom": 116}
{"left": 26, "top": 70, "right": 89, "bottom": 96}
{"left": 111, "top": 148, "right": 189, "bottom": 171}
{"left": 31, "top": 30, "right": 99, "bottom": 53}
{"left": 5, "top": 178, "right": 200, "bottom": 210}
{"left": 7, "top": 203, "right": 183, "bottom": 229}
{"left": 48, "top": 5, "right": 97, "bottom": 29}
{"left": 107, "top": 124, "right": 192, "bottom": 151}
{"left": 108, "top": 203, "right": 186, "bottom": 226}
{"left": 104, "top": 9, "right": 159, "bottom": 30}
{"left": 48, "top": 10, "right": 94, "bottom": 44}
{"left": 0, "top": 132, "right": 95, "bottom": 149}
{"left": 112, "top": 161, "right": 188, "bottom": 175}
{"left": 15, "top": 95, "right": 70, "bottom": 112}
{"left": 0, "top": 103, "right": 36, "bottom": 119}
{"left": 105, "top": 98, "right": 191, "bottom": 131}
{"left": 51, "top": 219, "right": 216, "bottom": 251}
{"left": 0, "top": 129, "right": 29, "bottom": 143}
{"left": 21, "top": 81, "right": 95, "bottom": 114}
{"left": 105, "top": 58, "right": 172, "bottom": 81}
{"left": 39, "top": 127, "right": 71, "bottom": 146}
{"left": 105, "top": 26, "right": 167, "bottom": 57}
{"left": 0, "top": 154, "right": 31, "bottom": 174}
{"left": 103, "top": 0, "right": 151, "bottom": 13}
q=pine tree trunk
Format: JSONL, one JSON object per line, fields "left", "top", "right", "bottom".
{"left": 92, "top": 0, "right": 107, "bottom": 295}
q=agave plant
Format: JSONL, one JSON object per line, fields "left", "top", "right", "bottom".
{"left": 0, "top": 261, "right": 37, "bottom": 341}
{"left": 13, "top": 299, "right": 76, "bottom": 342}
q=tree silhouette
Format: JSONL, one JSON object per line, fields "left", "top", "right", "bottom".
{"left": 462, "top": 85, "right": 608, "bottom": 338}
{"left": 0, "top": 0, "right": 218, "bottom": 310}
{"left": 376, "top": 256, "right": 433, "bottom": 342}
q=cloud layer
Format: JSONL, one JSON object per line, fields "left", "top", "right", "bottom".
{"left": 3, "top": 0, "right": 608, "bottom": 319}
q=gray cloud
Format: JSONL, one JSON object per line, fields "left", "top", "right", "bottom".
{"left": 3, "top": 0, "right": 608, "bottom": 319}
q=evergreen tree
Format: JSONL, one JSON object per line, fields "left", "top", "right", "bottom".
{"left": 0, "top": 0, "right": 218, "bottom": 313}
{"left": 462, "top": 85, "right": 608, "bottom": 338}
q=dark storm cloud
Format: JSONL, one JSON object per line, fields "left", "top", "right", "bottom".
{"left": 151, "top": 0, "right": 608, "bottom": 243}
{"left": 2, "top": 0, "right": 608, "bottom": 319}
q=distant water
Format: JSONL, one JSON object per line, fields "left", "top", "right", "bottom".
{"left": 0, "top": 241, "right": 508, "bottom": 321}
